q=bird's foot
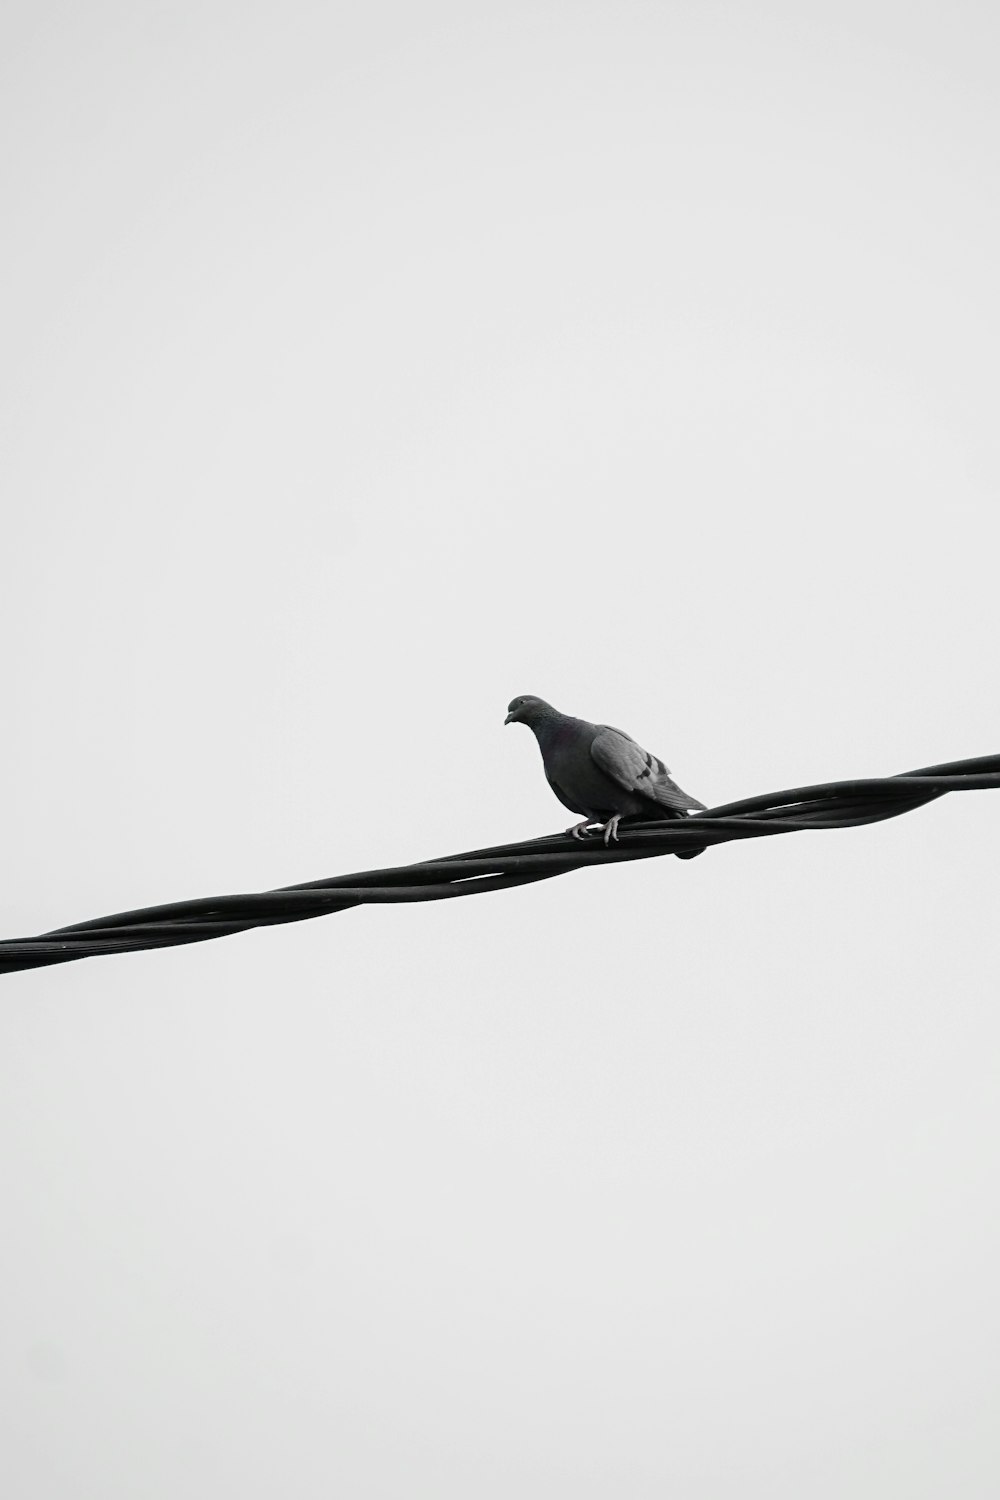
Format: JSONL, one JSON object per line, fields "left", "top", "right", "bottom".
{"left": 567, "top": 819, "right": 595, "bottom": 840}
{"left": 601, "top": 815, "right": 622, "bottom": 846}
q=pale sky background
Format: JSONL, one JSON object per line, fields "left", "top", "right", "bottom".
{"left": 2, "top": 2, "right": 999, "bottom": 1495}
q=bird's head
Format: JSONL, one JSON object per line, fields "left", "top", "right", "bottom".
{"left": 504, "top": 694, "right": 552, "bottom": 727}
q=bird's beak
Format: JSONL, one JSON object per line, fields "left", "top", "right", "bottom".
{"left": 504, "top": 711, "right": 515, "bottom": 725}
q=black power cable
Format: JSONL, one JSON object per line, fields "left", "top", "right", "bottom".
{"left": 1, "top": 753, "right": 996, "bottom": 976}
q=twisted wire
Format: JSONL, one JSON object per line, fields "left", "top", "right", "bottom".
{"left": 2, "top": 753, "right": 997, "bottom": 976}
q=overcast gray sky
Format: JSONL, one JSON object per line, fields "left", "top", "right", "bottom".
{"left": 2, "top": 1, "right": 999, "bottom": 1495}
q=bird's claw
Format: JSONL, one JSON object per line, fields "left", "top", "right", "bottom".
{"left": 567, "top": 816, "right": 623, "bottom": 844}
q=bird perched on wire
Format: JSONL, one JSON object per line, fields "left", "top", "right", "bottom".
{"left": 505, "top": 695, "right": 706, "bottom": 853}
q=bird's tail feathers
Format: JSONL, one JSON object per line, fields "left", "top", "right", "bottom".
{"left": 652, "top": 781, "right": 706, "bottom": 815}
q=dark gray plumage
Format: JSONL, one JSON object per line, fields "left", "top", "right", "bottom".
{"left": 505, "top": 695, "right": 706, "bottom": 849}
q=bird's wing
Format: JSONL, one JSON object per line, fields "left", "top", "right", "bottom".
{"left": 590, "top": 726, "right": 706, "bottom": 814}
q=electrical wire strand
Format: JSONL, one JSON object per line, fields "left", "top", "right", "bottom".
{"left": 1, "top": 753, "right": 996, "bottom": 975}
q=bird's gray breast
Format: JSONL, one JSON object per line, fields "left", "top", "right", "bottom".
{"left": 541, "top": 722, "right": 642, "bottom": 819}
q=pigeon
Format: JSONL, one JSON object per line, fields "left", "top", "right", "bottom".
{"left": 505, "top": 695, "right": 706, "bottom": 852}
